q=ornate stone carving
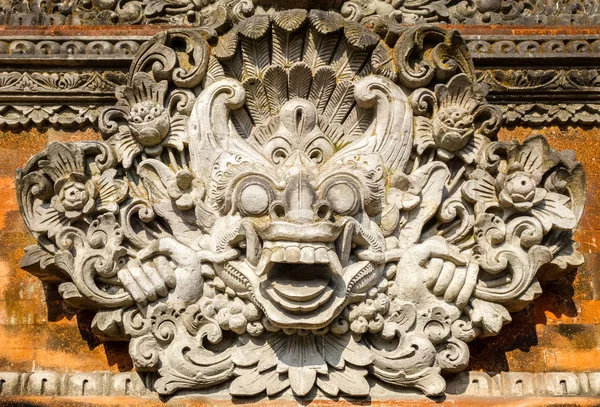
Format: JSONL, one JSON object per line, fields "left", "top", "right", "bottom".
{"left": 2, "top": 0, "right": 600, "bottom": 26}
{"left": 17, "top": 11, "right": 586, "bottom": 399}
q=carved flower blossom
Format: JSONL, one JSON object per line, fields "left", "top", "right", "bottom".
{"left": 412, "top": 73, "right": 501, "bottom": 163}
{"left": 37, "top": 143, "right": 128, "bottom": 234}
{"left": 167, "top": 170, "right": 201, "bottom": 210}
{"left": 103, "top": 72, "right": 191, "bottom": 168}
{"left": 51, "top": 173, "right": 96, "bottom": 220}
{"left": 497, "top": 168, "right": 546, "bottom": 212}
{"left": 463, "top": 137, "right": 577, "bottom": 233}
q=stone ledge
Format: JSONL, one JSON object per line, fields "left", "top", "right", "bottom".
{"left": 1, "top": 372, "right": 600, "bottom": 398}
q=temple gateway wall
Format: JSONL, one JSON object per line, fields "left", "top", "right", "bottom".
{"left": 0, "top": 1, "right": 599, "bottom": 405}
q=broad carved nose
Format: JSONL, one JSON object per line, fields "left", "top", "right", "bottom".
{"left": 283, "top": 176, "right": 316, "bottom": 222}
{"left": 270, "top": 152, "right": 331, "bottom": 223}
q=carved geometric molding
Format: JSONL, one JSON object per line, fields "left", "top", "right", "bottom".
{"left": 16, "top": 10, "right": 586, "bottom": 399}
{"left": 4, "top": 32, "right": 600, "bottom": 128}
{"left": 2, "top": 371, "right": 600, "bottom": 397}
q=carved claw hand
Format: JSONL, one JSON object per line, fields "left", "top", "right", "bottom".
{"left": 396, "top": 236, "right": 479, "bottom": 309}
{"left": 118, "top": 237, "right": 240, "bottom": 306}
{"left": 117, "top": 255, "right": 177, "bottom": 307}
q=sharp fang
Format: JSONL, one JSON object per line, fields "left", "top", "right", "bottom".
{"left": 336, "top": 221, "right": 354, "bottom": 267}
{"left": 328, "top": 249, "right": 344, "bottom": 276}
{"left": 256, "top": 248, "right": 272, "bottom": 276}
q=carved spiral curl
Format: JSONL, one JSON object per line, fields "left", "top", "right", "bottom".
{"left": 423, "top": 318, "right": 451, "bottom": 344}
{"left": 394, "top": 26, "right": 474, "bottom": 89}
{"left": 435, "top": 338, "right": 470, "bottom": 373}
{"left": 123, "top": 307, "right": 151, "bottom": 336}
{"left": 152, "top": 311, "right": 178, "bottom": 344}
{"left": 129, "top": 335, "right": 161, "bottom": 370}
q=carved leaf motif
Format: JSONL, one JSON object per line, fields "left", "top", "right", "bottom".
{"left": 272, "top": 15, "right": 305, "bottom": 68}
{"left": 320, "top": 333, "right": 374, "bottom": 369}
{"left": 243, "top": 78, "right": 270, "bottom": 125}
{"left": 324, "top": 81, "right": 355, "bottom": 124}
{"left": 288, "top": 62, "right": 313, "bottom": 100}
{"left": 309, "top": 66, "right": 337, "bottom": 114}
{"left": 531, "top": 192, "right": 577, "bottom": 233}
{"left": 240, "top": 24, "right": 270, "bottom": 79}
{"left": 0, "top": 72, "right": 21, "bottom": 88}
{"left": 263, "top": 65, "right": 288, "bottom": 116}
{"left": 109, "top": 126, "right": 142, "bottom": 169}
{"left": 303, "top": 28, "right": 341, "bottom": 70}
{"left": 398, "top": 162, "right": 450, "bottom": 247}
{"left": 317, "top": 365, "right": 370, "bottom": 397}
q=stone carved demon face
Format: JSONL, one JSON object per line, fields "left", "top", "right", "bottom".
{"left": 204, "top": 98, "right": 386, "bottom": 328}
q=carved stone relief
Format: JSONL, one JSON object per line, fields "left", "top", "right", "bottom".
{"left": 2, "top": 0, "right": 600, "bottom": 26}
{"left": 3, "top": 33, "right": 600, "bottom": 129}
{"left": 16, "top": 10, "right": 586, "bottom": 399}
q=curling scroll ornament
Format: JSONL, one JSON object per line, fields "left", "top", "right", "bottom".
{"left": 16, "top": 12, "right": 586, "bottom": 398}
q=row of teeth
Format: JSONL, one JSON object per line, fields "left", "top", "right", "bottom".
{"left": 261, "top": 246, "right": 332, "bottom": 264}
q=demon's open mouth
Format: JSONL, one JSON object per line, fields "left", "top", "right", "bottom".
{"left": 261, "top": 242, "right": 336, "bottom": 313}
{"left": 219, "top": 219, "right": 384, "bottom": 328}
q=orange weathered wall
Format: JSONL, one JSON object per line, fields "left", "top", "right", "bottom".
{"left": 0, "top": 128, "right": 132, "bottom": 374}
{"left": 0, "top": 126, "right": 599, "bottom": 375}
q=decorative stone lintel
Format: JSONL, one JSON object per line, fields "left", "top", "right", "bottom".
{"left": 1, "top": 31, "right": 600, "bottom": 128}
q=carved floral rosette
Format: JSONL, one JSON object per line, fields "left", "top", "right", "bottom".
{"left": 16, "top": 11, "right": 586, "bottom": 399}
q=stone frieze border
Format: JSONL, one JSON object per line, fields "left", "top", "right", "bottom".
{"left": 0, "top": 371, "right": 600, "bottom": 398}
{"left": 2, "top": 30, "right": 600, "bottom": 128}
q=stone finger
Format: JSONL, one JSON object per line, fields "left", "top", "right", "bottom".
{"left": 138, "top": 237, "right": 185, "bottom": 263}
{"left": 142, "top": 261, "right": 169, "bottom": 297}
{"left": 425, "top": 258, "right": 444, "bottom": 289}
{"left": 154, "top": 255, "right": 177, "bottom": 288}
{"left": 433, "top": 261, "right": 456, "bottom": 297}
{"left": 415, "top": 238, "right": 466, "bottom": 266}
{"left": 456, "top": 262, "right": 479, "bottom": 309}
{"left": 137, "top": 240, "right": 161, "bottom": 262}
{"left": 117, "top": 267, "right": 147, "bottom": 306}
{"left": 444, "top": 265, "right": 467, "bottom": 303}
{"left": 128, "top": 259, "right": 158, "bottom": 302}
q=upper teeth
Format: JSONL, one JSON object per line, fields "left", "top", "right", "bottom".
{"left": 262, "top": 242, "right": 332, "bottom": 264}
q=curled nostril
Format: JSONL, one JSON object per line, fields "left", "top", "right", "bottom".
{"left": 315, "top": 202, "right": 331, "bottom": 220}
{"left": 270, "top": 201, "right": 286, "bottom": 219}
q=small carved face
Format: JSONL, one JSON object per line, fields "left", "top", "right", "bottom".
{"left": 128, "top": 101, "right": 170, "bottom": 146}
{"left": 432, "top": 106, "right": 474, "bottom": 152}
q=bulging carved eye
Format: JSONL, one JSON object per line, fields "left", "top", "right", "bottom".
{"left": 238, "top": 182, "right": 272, "bottom": 217}
{"left": 325, "top": 182, "right": 360, "bottom": 216}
